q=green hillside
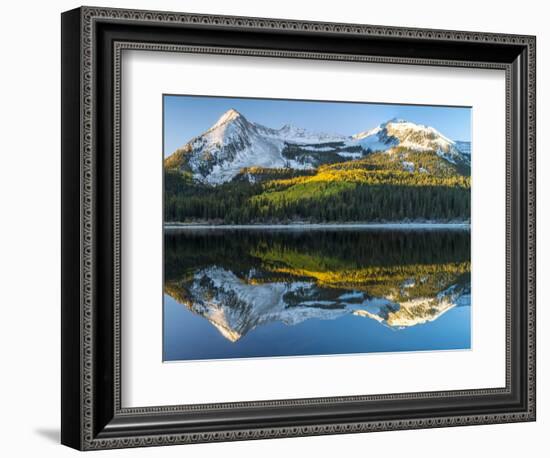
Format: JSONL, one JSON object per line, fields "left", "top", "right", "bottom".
{"left": 164, "top": 151, "right": 471, "bottom": 224}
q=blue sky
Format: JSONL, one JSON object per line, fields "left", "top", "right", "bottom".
{"left": 164, "top": 95, "right": 471, "bottom": 156}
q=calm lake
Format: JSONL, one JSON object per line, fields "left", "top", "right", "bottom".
{"left": 163, "top": 227, "right": 471, "bottom": 361}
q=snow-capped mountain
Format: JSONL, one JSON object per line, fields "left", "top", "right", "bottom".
{"left": 165, "top": 266, "right": 470, "bottom": 341}
{"left": 165, "top": 109, "right": 470, "bottom": 185}
{"left": 165, "top": 108, "right": 348, "bottom": 185}
{"left": 354, "top": 118, "right": 464, "bottom": 157}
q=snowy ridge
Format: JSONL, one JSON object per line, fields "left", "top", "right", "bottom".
{"left": 166, "top": 110, "right": 471, "bottom": 185}
{"left": 267, "top": 123, "right": 347, "bottom": 144}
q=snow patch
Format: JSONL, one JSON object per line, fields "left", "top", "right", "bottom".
{"left": 402, "top": 161, "right": 415, "bottom": 172}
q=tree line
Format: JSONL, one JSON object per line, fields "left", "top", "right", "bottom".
{"left": 164, "top": 170, "right": 470, "bottom": 224}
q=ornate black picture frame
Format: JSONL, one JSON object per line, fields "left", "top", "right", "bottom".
{"left": 61, "top": 6, "right": 536, "bottom": 450}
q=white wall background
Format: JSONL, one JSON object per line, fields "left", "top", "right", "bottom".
{"left": 0, "top": 0, "right": 546, "bottom": 456}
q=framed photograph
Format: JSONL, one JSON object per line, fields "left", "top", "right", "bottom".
{"left": 61, "top": 6, "right": 536, "bottom": 450}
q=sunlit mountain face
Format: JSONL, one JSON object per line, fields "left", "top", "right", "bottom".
{"left": 164, "top": 229, "right": 471, "bottom": 348}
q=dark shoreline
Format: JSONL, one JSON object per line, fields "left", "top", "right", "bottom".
{"left": 164, "top": 222, "right": 471, "bottom": 231}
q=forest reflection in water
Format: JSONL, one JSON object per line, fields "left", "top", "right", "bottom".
{"left": 163, "top": 227, "right": 471, "bottom": 361}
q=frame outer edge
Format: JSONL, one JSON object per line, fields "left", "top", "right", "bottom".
{"left": 80, "top": 6, "right": 96, "bottom": 451}
{"left": 80, "top": 5, "right": 535, "bottom": 43}
{"left": 526, "top": 35, "right": 536, "bottom": 421}
{"left": 71, "top": 6, "right": 536, "bottom": 450}
{"left": 61, "top": 7, "right": 85, "bottom": 451}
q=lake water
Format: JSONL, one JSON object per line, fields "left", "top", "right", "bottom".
{"left": 163, "top": 227, "right": 471, "bottom": 361}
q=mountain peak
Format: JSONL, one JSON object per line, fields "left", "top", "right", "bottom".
{"left": 212, "top": 108, "right": 244, "bottom": 129}
{"left": 353, "top": 118, "right": 410, "bottom": 140}
{"left": 280, "top": 123, "right": 298, "bottom": 129}
{"left": 386, "top": 117, "right": 408, "bottom": 124}
{"left": 278, "top": 123, "right": 302, "bottom": 134}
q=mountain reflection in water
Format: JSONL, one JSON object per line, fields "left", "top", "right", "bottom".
{"left": 163, "top": 228, "right": 471, "bottom": 360}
